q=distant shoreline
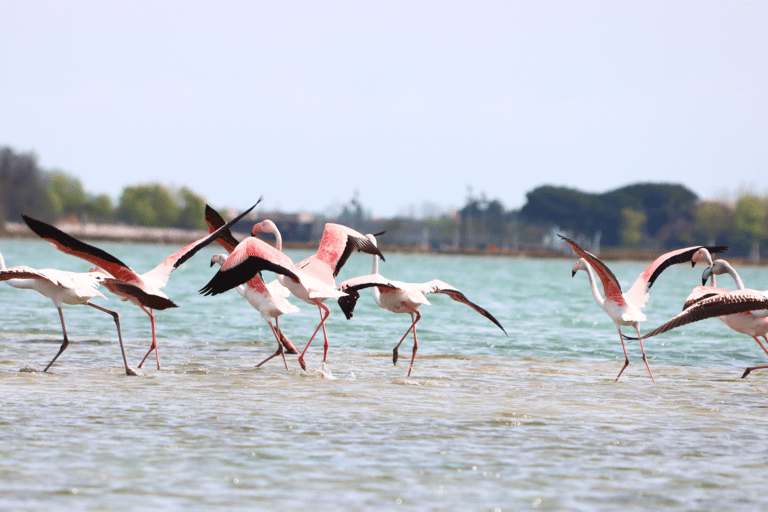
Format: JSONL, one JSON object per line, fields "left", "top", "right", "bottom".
{"left": 2, "top": 221, "right": 763, "bottom": 265}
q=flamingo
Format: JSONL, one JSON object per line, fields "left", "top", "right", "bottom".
{"left": 250, "top": 219, "right": 384, "bottom": 370}
{"left": 670, "top": 259, "right": 768, "bottom": 378}
{"left": 624, "top": 285, "right": 768, "bottom": 377}
{"left": 336, "top": 234, "right": 506, "bottom": 376}
{"left": 21, "top": 201, "right": 260, "bottom": 370}
{"left": 561, "top": 235, "right": 727, "bottom": 382}
{"left": 204, "top": 205, "right": 300, "bottom": 368}
{"left": 0, "top": 251, "right": 135, "bottom": 375}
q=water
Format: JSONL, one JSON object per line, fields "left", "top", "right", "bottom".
{"left": 1, "top": 238, "right": 767, "bottom": 511}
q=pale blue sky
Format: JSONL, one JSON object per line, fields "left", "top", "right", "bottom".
{"left": 1, "top": 1, "right": 766, "bottom": 217}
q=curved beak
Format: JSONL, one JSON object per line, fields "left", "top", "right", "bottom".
{"left": 701, "top": 266, "right": 713, "bottom": 286}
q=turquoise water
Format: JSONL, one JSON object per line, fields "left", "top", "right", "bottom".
{"left": 1, "top": 238, "right": 768, "bottom": 511}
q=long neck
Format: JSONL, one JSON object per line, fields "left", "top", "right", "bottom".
{"left": 267, "top": 221, "right": 283, "bottom": 251}
{"left": 372, "top": 252, "right": 379, "bottom": 275}
{"left": 582, "top": 264, "right": 605, "bottom": 309}
{"left": 723, "top": 262, "right": 745, "bottom": 290}
{"left": 0, "top": 251, "right": 5, "bottom": 271}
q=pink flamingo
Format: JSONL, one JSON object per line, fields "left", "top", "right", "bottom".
{"left": 677, "top": 258, "right": 768, "bottom": 378}
{"left": 204, "top": 203, "right": 300, "bottom": 369}
{"left": 336, "top": 234, "right": 506, "bottom": 376}
{"left": 250, "top": 219, "right": 384, "bottom": 370}
{"left": 561, "top": 235, "right": 727, "bottom": 381}
{"left": 21, "top": 202, "right": 259, "bottom": 370}
{"left": 0, "top": 250, "right": 135, "bottom": 374}
{"left": 200, "top": 232, "right": 348, "bottom": 369}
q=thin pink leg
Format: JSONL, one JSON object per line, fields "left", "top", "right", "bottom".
{"left": 257, "top": 320, "right": 289, "bottom": 370}
{"left": 297, "top": 300, "right": 330, "bottom": 371}
{"left": 393, "top": 308, "right": 420, "bottom": 365}
{"left": 138, "top": 307, "right": 163, "bottom": 370}
{"left": 614, "top": 326, "right": 630, "bottom": 381}
{"left": 636, "top": 325, "right": 655, "bottom": 383}
{"left": 406, "top": 316, "right": 420, "bottom": 377}
{"left": 88, "top": 302, "right": 137, "bottom": 376}
{"left": 43, "top": 307, "right": 70, "bottom": 372}
{"left": 742, "top": 336, "right": 768, "bottom": 378}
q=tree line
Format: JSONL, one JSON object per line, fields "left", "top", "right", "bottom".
{"left": 0, "top": 146, "right": 206, "bottom": 230}
{"left": 2, "top": 145, "right": 766, "bottom": 255}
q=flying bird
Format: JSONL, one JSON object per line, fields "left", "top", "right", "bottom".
{"left": 22, "top": 200, "right": 260, "bottom": 370}
{"left": 0, "top": 251, "right": 135, "bottom": 375}
{"left": 561, "top": 235, "right": 727, "bottom": 382}
{"left": 632, "top": 258, "right": 768, "bottom": 378}
{"left": 250, "top": 219, "right": 384, "bottom": 370}
{"left": 336, "top": 233, "right": 506, "bottom": 377}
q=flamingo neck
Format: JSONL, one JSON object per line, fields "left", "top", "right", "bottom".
{"left": 265, "top": 221, "right": 283, "bottom": 251}
{"left": 0, "top": 251, "right": 5, "bottom": 271}
{"left": 371, "top": 252, "right": 379, "bottom": 275}
{"left": 581, "top": 264, "right": 606, "bottom": 309}
{"left": 722, "top": 263, "right": 745, "bottom": 290}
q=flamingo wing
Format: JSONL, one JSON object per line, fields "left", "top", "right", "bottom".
{"left": 22, "top": 215, "right": 140, "bottom": 283}
{"left": 145, "top": 200, "right": 261, "bottom": 285}
{"left": 315, "top": 224, "right": 385, "bottom": 278}
{"left": 559, "top": 235, "right": 624, "bottom": 305}
{"left": 420, "top": 279, "right": 507, "bottom": 335}
{"left": 204, "top": 204, "right": 241, "bottom": 253}
{"left": 638, "top": 290, "right": 768, "bottom": 340}
{"left": 200, "top": 240, "right": 301, "bottom": 297}
{"left": 337, "top": 274, "right": 399, "bottom": 319}
{"left": 624, "top": 245, "right": 728, "bottom": 309}
{"left": 103, "top": 279, "right": 178, "bottom": 310}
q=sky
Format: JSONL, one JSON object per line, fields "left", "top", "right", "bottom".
{"left": 1, "top": 1, "right": 766, "bottom": 218}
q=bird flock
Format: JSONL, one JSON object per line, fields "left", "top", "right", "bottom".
{"left": 1, "top": 200, "right": 768, "bottom": 381}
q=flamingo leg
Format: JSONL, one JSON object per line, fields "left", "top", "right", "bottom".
{"left": 406, "top": 313, "right": 421, "bottom": 377}
{"left": 87, "top": 302, "right": 137, "bottom": 376}
{"left": 297, "top": 300, "right": 330, "bottom": 371}
{"left": 393, "top": 305, "right": 420, "bottom": 366}
{"left": 257, "top": 320, "right": 289, "bottom": 371}
{"left": 137, "top": 307, "right": 163, "bottom": 370}
{"left": 742, "top": 336, "right": 768, "bottom": 378}
{"left": 614, "top": 326, "right": 631, "bottom": 381}
{"left": 636, "top": 325, "right": 655, "bottom": 383}
{"left": 43, "top": 307, "right": 69, "bottom": 372}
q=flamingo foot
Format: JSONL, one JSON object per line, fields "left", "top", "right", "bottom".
{"left": 615, "top": 358, "right": 629, "bottom": 381}
{"left": 125, "top": 366, "right": 140, "bottom": 377}
{"left": 742, "top": 368, "right": 752, "bottom": 379}
{"left": 298, "top": 356, "right": 307, "bottom": 371}
{"left": 393, "top": 348, "right": 399, "bottom": 365}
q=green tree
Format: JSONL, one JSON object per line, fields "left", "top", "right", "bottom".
{"left": 117, "top": 184, "right": 181, "bottom": 227}
{"left": 619, "top": 208, "right": 647, "bottom": 247}
{"left": 176, "top": 187, "right": 206, "bottom": 229}
{"left": 47, "top": 170, "right": 87, "bottom": 217}
{"left": 0, "top": 146, "right": 53, "bottom": 222}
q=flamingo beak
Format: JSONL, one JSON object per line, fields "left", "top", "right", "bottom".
{"left": 701, "top": 266, "right": 713, "bottom": 286}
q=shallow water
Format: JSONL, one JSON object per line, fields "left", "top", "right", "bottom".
{"left": 1, "top": 238, "right": 767, "bottom": 511}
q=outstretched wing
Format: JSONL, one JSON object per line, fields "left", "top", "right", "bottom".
{"left": 420, "top": 279, "right": 507, "bottom": 335}
{"left": 103, "top": 279, "right": 178, "bottom": 310}
{"left": 559, "top": 235, "right": 624, "bottom": 306}
{"left": 624, "top": 245, "right": 728, "bottom": 309}
{"left": 145, "top": 200, "right": 261, "bottom": 286}
{"left": 314, "top": 223, "right": 385, "bottom": 278}
{"left": 337, "top": 274, "right": 399, "bottom": 319}
{"left": 22, "top": 215, "right": 141, "bottom": 283}
{"left": 204, "top": 204, "right": 241, "bottom": 253}
{"left": 636, "top": 290, "right": 768, "bottom": 340}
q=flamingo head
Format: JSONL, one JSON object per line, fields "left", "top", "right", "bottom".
{"left": 251, "top": 219, "right": 278, "bottom": 237}
{"left": 365, "top": 233, "right": 378, "bottom": 247}
{"left": 210, "top": 254, "right": 228, "bottom": 268}
{"left": 571, "top": 258, "right": 590, "bottom": 277}
{"left": 702, "top": 259, "right": 733, "bottom": 286}
{"left": 88, "top": 265, "right": 112, "bottom": 279}
{"left": 691, "top": 247, "right": 713, "bottom": 268}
